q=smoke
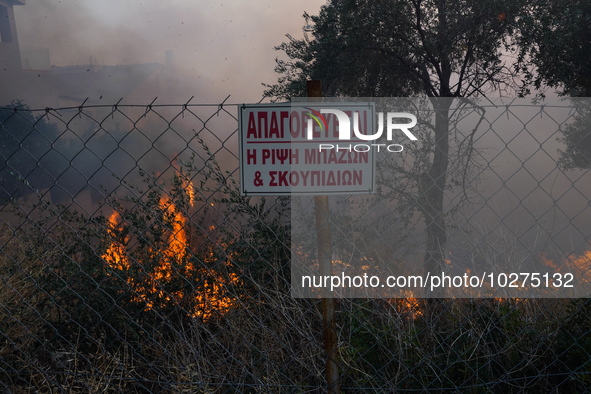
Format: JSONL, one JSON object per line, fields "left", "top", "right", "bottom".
{"left": 0, "top": 0, "right": 323, "bottom": 215}
{"left": 6, "top": 1, "right": 589, "bottom": 269}
{"left": 11, "top": 0, "right": 325, "bottom": 103}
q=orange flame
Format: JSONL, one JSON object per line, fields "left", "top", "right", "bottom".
{"left": 181, "top": 173, "right": 195, "bottom": 207}
{"left": 101, "top": 175, "right": 241, "bottom": 320}
{"left": 541, "top": 249, "right": 591, "bottom": 286}
{"left": 103, "top": 211, "right": 130, "bottom": 271}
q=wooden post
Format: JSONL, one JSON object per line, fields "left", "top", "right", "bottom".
{"left": 307, "top": 80, "right": 340, "bottom": 394}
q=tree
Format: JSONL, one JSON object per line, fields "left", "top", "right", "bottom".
{"left": 265, "top": 0, "right": 525, "bottom": 286}
{"left": 518, "top": 0, "right": 591, "bottom": 97}
{"left": 517, "top": 0, "right": 591, "bottom": 170}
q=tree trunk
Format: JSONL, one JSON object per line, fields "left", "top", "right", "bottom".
{"left": 422, "top": 98, "right": 451, "bottom": 299}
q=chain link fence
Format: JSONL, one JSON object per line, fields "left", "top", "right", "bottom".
{"left": 1, "top": 98, "right": 590, "bottom": 392}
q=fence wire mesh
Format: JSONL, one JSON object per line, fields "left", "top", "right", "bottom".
{"left": 0, "top": 99, "right": 590, "bottom": 392}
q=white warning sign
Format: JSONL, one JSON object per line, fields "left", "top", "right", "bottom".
{"left": 238, "top": 102, "right": 376, "bottom": 195}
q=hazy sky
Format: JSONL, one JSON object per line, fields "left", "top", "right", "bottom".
{"left": 13, "top": 0, "right": 326, "bottom": 102}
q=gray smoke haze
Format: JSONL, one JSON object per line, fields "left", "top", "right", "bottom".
{"left": 0, "top": 0, "right": 326, "bottom": 215}
{"left": 11, "top": 0, "right": 325, "bottom": 103}
{"left": 290, "top": 99, "right": 591, "bottom": 298}
{"left": 3, "top": 2, "right": 591, "bottom": 283}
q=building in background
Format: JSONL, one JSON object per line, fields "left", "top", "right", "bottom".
{"left": 0, "top": 0, "right": 183, "bottom": 210}
{"left": 0, "top": 0, "right": 179, "bottom": 108}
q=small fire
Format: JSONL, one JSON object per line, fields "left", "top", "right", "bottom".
{"left": 180, "top": 173, "right": 195, "bottom": 207}
{"left": 103, "top": 211, "right": 130, "bottom": 272}
{"left": 389, "top": 293, "right": 424, "bottom": 319}
{"left": 541, "top": 249, "right": 591, "bottom": 287}
{"left": 102, "top": 173, "right": 241, "bottom": 320}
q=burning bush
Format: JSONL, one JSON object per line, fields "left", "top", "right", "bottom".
{"left": 101, "top": 167, "right": 245, "bottom": 321}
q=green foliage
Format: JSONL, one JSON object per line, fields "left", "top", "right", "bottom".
{"left": 517, "top": 0, "right": 591, "bottom": 97}
{"left": 516, "top": 1, "right": 591, "bottom": 167}
{"left": 558, "top": 102, "right": 591, "bottom": 169}
{"left": 265, "top": 0, "right": 525, "bottom": 100}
